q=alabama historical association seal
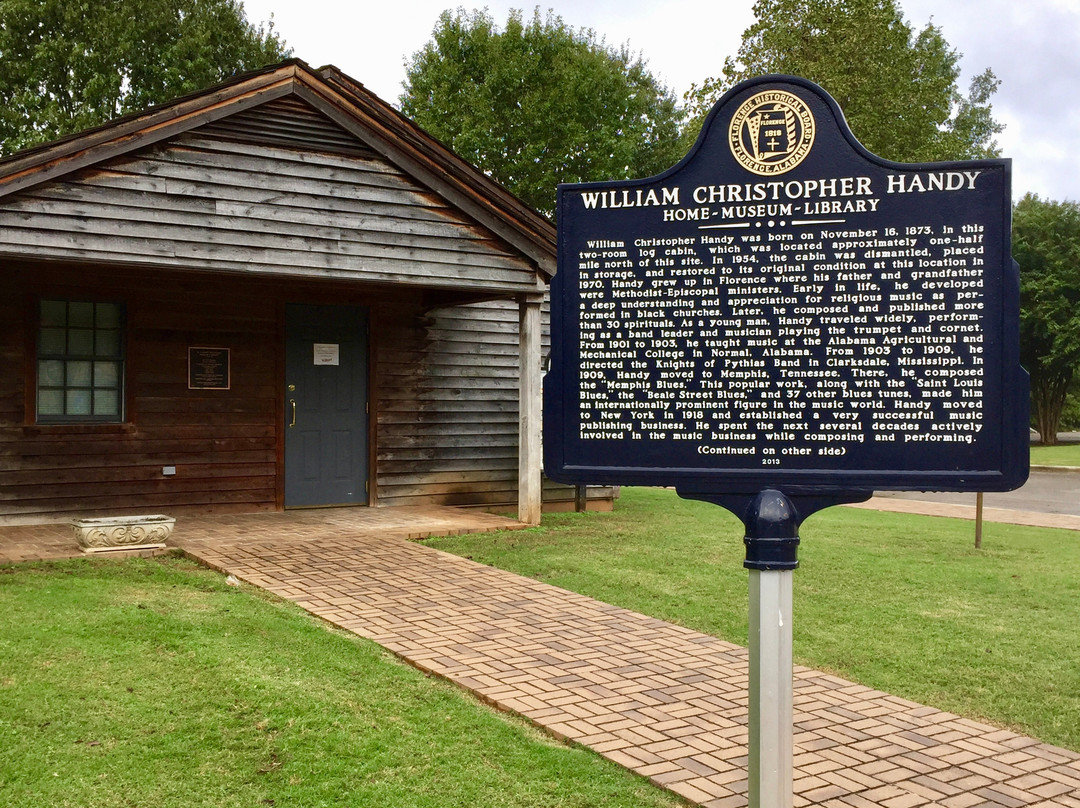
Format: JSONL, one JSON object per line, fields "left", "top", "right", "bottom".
{"left": 729, "top": 90, "right": 815, "bottom": 175}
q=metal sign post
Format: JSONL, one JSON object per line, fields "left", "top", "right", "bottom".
{"left": 544, "top": 75, "right": 1028, "bottom": 808}
{"left": 686, "top": 489, "right": 868, "bottom": 808}
{"left": 749, "top": 564, "right": 793, "bottom": 808}
{"left": 745, "top": 490, "right": 797, "bottom": 808}
{"left": 751, "top": 566, "right": 794, "bottom": 808}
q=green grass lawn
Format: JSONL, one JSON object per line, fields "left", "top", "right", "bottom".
{"left": 1029, "top": 443, "right": 1080, "bottom": 467}
{"left": 427, "top": 487, "right": 1080, "bottom": 752}
{"left": 0, "top": 555, "right": 682, "bottom": 808}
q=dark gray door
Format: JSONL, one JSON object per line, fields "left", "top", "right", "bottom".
{"left": 284, "top": 304, "right": 369, "bottom": 507}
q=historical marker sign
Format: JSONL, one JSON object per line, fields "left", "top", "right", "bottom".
{"left": 545, "top": 76, "right": 1029, "bottom": 495}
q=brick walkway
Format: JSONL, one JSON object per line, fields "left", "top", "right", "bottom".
{"left": 176, "top": 529, "right": 1080, "bottom": 808}
{"left": 0, "top": 505, "right": 526, "bottom": 564}
{"left": 7, "top": 492, "right": 1076, "bottom": 566}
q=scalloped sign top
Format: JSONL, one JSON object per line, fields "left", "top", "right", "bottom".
{"left": 544, "top": 75, "right": 1028, "bottom": 495}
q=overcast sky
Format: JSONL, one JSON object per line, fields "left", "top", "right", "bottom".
{"left": 241, "top": 0, "right": 1080, "bottom": 203}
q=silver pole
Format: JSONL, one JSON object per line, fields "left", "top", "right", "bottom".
{"left": 748, "top": 568, "right": 794, "bottom": 808}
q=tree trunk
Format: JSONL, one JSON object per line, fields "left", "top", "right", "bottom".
{"left": 1032, "top": 369, "right": 1072, "bottom": 445}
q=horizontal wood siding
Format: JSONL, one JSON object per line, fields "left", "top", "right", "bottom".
{"left": 0, "top": 263, "right": 603, "bottom": 522}
{"left": 197, "top": 96, "right": 376, "bottom": 158}
{"left": 0, "top": 264, "right": 281, "bottom": 523}
{"left": 0, "top": 90, "right": 575, "bottom": 523}
{"left": 375, "top": 296, "right": 605, "bottom": 510}
{"left": 0, "top": 273, "right": 26, "bottom": 515}
{"left": 0, "top": 98, "right": 538, "bottom": 294}
{"left": 376, "top": 300, "right": 521, "bottom": 507}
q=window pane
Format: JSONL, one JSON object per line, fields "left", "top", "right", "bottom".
{"left": 68, "top": 329, "right": 93, "bottom": 355}
{"left": 95, "top": 329, "right": 121, "bottom": 357}
{"left": 94, "top": 361, "right": 119, "bottom": 388}
{"left": 68, "top": 302, "right": 94, "bottom": 328}
{"left": 39, "top": 360, "right": 65, "bottom": 387}
{"left": 67, "top": 361, "right": 91, "bottom": 387}
{"left": 66, "top": 390, "right": 91, "bottom": 415}
{"left": 38, "top": 390, "right": 64, "bottom": 416}
{"left": 40, "top": 300, "right": 67, "bottom": 327}
{"left": 38, "top": 299, "right": 124, "bottom": 422}
{"left": 93, "top": 389, "right": 119, "bottom": 416}
{"left": 95, "top": 303, "right": 121, "bottom": 329}
{"left": 40, "top": 328, "right": 66, "bottom": 355}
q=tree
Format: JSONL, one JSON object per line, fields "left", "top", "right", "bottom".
{"left": 683, "top": 0, "right": 1002, "bottom": 163}
{"left": 400, "top": 7, "right": 684, "bottom": 216}
{"left": 1013, "top": 194, "right": 1080, "bottom": 445}
{"left": 0, "top": 0, "right": 289, "bottom": 155}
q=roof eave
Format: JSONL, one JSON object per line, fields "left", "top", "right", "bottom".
{"left": 0, "top": 60, "right": 556, "bottom": 279}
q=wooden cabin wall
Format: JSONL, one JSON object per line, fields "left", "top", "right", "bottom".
{"left": 0, "top": 263, "right": 281, "bottom": 524}
{"left": 375, "top": 297, "right": 615, "bottom": 511}
{"left": 0, "top": 98, "right": 539, "bottom": 296}
{"left": 376, "top": 300, "right": 519, "bottom": 508}
{"left": 0, "top": 262, "right": 601, "bottom": 523}
{"left": 0, "top": 92, "right": 583, "bottom": 523}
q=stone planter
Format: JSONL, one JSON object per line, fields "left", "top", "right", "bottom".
{"left": 71, "top": 514, "right": 175, "bottom": 553}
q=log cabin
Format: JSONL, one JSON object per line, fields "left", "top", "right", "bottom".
{"left": 0, "top": 59, "right": 612, "bottom": 526}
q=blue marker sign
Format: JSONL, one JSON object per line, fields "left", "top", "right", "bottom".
{"left": 544, "top": 76, "right": 1028, "bottom": 495}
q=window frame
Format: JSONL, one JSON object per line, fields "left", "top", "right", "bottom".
{"left": 35, "top": 298, "right": 127, "bottom": 424}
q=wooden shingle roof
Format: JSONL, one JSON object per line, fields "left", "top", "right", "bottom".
{"left": 0, "top": 59, "right": 555, "bottom": 279}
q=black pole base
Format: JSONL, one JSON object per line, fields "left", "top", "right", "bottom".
{"left": 676, "top": 487, "right": 873, "bottom": 570}
{"left": 742, "top": 489, "right": 800, "bottom": 570}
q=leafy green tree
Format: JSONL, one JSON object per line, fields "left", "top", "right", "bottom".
{"left": 1013, "top": 194, "right": 1080, "bottom": 445}
{"left": 683, "top": 0, "right": 1002, "bottom": 163}
{"left": 401, "top": 7, "right": 684, "bottom": 216}
{"left": 0, "top": 0, "right": 289, "bottom": 155}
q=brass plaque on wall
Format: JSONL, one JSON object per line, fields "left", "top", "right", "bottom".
{"left": 188, "top": 347, "right": 230, "bottom": 390}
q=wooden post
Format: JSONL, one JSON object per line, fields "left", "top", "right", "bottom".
{"left": 975, "top": 492, "right": 984, "bottom": 549}
{"left": 518, "top": 293, "right": 544, "bottom": 525}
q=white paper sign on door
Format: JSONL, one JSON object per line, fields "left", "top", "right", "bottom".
{"left": 313, "top": 343, "right": 339, "bottom": 366}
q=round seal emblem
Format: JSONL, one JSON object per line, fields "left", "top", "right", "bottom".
{"left": 728, "top": 90, "right": 816, "bottom": 176}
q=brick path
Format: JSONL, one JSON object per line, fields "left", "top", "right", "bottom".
{"left": 0, "top": 506, "right": 525, "bottom": 564}
{"left": 177, "top": 529, "right": 1080, "bottom": 808}
{"left": 6, "top": 491, "right": 1076, "bottom": 566}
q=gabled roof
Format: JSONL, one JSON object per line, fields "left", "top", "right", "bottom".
{"left": 0, "top": 59, "right": 555, "bottom": 278}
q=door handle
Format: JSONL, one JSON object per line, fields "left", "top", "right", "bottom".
{"left": 289, "top": 399, "right": 296, "bottom": 428}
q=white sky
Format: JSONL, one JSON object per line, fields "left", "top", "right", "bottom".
{"left": 241, "top": 0, "right": 1080, "bottom": 203}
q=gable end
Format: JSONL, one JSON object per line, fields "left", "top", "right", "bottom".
{"left": 197, "top": 96, "right": 376, "bottom": 159}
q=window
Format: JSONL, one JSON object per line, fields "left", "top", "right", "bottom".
{"left": 37, "top": 300, "right": 125, "bottom": 422}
